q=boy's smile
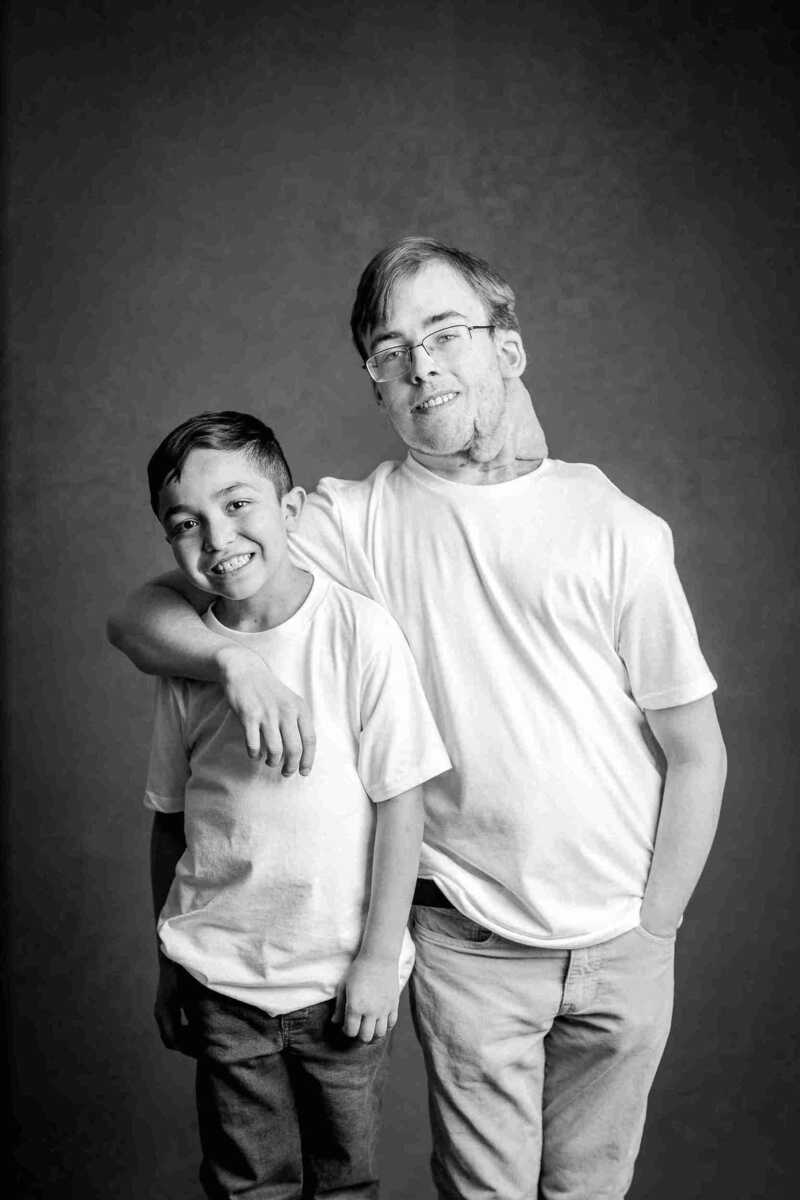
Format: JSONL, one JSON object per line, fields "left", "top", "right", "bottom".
{"left": 158, "top": 446, "right": 309, "bottom": 630}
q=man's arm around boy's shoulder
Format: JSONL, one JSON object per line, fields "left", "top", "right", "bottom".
{"left": 108, "top": 569, "right": 316, "bottom": 775}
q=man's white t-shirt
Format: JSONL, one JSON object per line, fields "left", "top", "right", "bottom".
{"left": 288, "top": 456, "right": 718, "bottom": 949}
{"left": 145, "top": 574, "right": 452, "bottom": 1016}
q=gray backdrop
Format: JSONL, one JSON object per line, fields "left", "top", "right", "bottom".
{"left": 7, "top": 2, "right": 798, "bottom": 1196}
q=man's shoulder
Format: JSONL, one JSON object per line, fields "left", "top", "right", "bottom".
{"left": 548, "top": 459, "right": 669, "bottom": 536}
{"left": 314, "top": 458, "right": 403, "bottom": 499}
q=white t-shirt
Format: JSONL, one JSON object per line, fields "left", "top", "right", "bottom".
{"left": 144, "top": 574, "right": 452, "bottom": 1015}
{"left": 289, "top": 456, "right": 718, "bottom": 949}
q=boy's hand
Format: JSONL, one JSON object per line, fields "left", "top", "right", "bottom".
{"left": 215, "top": 645, "right": 316, "bottom": 775}
{"left": 332, "top": 952, "right": 399, "bottom": 1043}
{"left": 154, "top": 957, "right": 195, "bottom": 1056}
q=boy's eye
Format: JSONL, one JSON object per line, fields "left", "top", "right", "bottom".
{"left": 228, "top": 499, "right": 250, "bottom": 512}
{"left": 170, "top": 518, "right": 198, "bottom": 537}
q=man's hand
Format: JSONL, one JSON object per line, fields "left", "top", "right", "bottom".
{"left": 216, "top": 644, "right": 316, "bottom": 775}
{"left": 331, "top": 952, "right": 399, "bottom": 1043}
{"left": 154, "top": 957, "right": 195, "bottom": 1056}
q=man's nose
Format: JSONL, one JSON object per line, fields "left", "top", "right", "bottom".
{"left": 408, "top": 342, "right": 438, "bottom": 383}
{"left": 202, "top": 517, "right": 235, "bottom": 553}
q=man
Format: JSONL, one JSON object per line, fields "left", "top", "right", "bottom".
{"left": 109, "top": 236, "right": 727, "bottom": 1199}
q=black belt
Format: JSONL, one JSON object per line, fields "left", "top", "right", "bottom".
{"left": 413, "top": 878, "right": 455, "bottom": 908}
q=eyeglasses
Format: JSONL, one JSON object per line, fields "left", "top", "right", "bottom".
{"left": 363, "top": 324, "right": 495, "bottom": 383}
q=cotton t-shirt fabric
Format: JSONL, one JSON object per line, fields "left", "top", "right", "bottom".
{"left": 144, "top": 574, "right": 452, "bottom": 1016}
{"left": 288, "top": 456, "right": 718, "bottom": 949}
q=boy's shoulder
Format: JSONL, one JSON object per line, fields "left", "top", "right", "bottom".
{"left": 315, "top": 577, "right": 409, "bottom": 654}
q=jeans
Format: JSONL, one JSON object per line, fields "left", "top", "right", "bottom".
{"left": 409, "top": 906, "right": 676, "bottom": 1200}
{"left": 181, "top": 974, "right": 390, "bottom": 1199}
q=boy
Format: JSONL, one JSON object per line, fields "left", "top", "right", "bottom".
{"left": 143, "top": 410, "right": 451, "bottom": 1200}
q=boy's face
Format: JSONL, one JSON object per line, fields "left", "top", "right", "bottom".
{"left": 158, "top": 446, "right": 303, "bottom": 601}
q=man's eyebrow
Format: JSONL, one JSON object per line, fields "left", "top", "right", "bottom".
{"left": 370, "top": 311, "right": 469, "bottom": 351}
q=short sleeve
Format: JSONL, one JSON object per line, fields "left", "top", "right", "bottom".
{"left": 357, "top": 613, "right": 452, "bottom": 803}
{"left": 143, "top": 678, "right": 190, "bottom": 812}
{"left": 617, "top": 520, "right": 717, "bottom": 710}
{"left": 289, "top": 478, "right": 385, "bottom": 604}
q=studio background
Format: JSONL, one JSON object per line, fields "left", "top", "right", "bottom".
{"left": 6, "top": 2, "right": 798, "bottom": 1196}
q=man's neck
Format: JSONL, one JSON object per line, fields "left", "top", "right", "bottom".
{"left": 409, "top": 448, "right": 544, "bottom": 485}
{"left": 214, "top": 567, "right": 313, "bottom": 632}
{"left": 407, "top": 378, "right": 548, "bottom": 484}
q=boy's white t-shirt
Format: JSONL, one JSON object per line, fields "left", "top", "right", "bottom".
{"left": 288, "top": 456, "right": 718, "bottom": 948}
{"left": 144, "top": 574, "right": 451, "bottom": 1016}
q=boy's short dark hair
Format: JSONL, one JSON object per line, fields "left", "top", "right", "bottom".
{"left": 349, "top": 236, "right": 520, "bottom": 361}
{"left": 148, "top": 411, "right": 293, "bottom": 516}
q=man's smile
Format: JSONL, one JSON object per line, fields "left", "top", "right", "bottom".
{"left": 413, "top": 391, "right": 458, "bottom": 413}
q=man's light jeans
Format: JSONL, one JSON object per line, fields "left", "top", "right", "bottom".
{"left": 409, "top": 906, "right": 676, "bottom": 1200}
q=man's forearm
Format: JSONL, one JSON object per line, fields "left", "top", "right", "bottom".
{"left": 640, "top": 735, "right": 727, "bottom": 935}
{"left": 107, "top": 576, "right": 231, "bottom": 679}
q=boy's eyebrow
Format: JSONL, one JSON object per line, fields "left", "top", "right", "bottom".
{"left": 160, "top": 482, "right": 259, "bottom": 523}
{"left": 370, "top": 310, "right": 469, "bottom": 351}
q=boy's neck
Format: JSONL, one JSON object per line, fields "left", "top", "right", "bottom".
{"left": 213, "top": 565, "right": 313, "bottom": 633}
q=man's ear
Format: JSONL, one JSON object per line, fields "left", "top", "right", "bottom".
{"left": 494, "top": 329, "right": 526, "bottom": 380}
{"left": 281, "top": 486, "right": 307, "bottom": 529}
{"left": 372, "top": 381, "right": 385, "bottom": 408}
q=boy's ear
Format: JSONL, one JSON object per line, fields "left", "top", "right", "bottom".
{"left": 281, "top": 486, "right": 307, "bottom": 529}
{"left": 494, "top": 329, "right": 526, "bottom": 379}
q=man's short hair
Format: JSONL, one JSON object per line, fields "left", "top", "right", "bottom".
{"left": 350, "top": 236, "right": 520, "bottom": 361}
{"left": 148, "top": 410, "right": 293, "bottom": 515}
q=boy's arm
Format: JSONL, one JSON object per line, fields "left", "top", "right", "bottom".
{"left": 333, "top": 785, "right": 425, "bottom": 1043}
{"left": 640, "top": 694, "right": 727, "bottom": 936}
{"left": 108, "top": 571, "right": 316, "bottom": 774}
{"left": 150, "top": 811, "right": 195, "bottom": 1055}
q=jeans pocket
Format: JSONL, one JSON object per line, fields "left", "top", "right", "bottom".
{"left": 412, "top": 904, "right": 494, "bottom": 948}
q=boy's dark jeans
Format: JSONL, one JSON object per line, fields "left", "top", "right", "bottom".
{"left": 180, "top": 973, "right": 390, "bottom": 1199}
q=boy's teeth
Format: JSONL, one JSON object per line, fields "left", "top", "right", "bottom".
{"left": 213, "top": 554, "right": 251, "bottom": 574}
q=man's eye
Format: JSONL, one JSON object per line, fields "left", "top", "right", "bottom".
{"left": 228, "top": 499, "right": 250, "bottom": 512}
{"left": 432, "top": 330, "right": 460, "bottom": 346}
{"left": 379, "top": 347, "right": 406, "bottom": 364}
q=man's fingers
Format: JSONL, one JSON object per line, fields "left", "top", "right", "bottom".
{"left": 387, "top": 1007, "right": 398, "bottom": 1031}
{"left": 372, "top": 1015, "right": 388, "bottom": 1042}
{"left": 243, "top": 718, "right": 263, "bottom": 760}
{"left": 297, "top": 712, "right": 317, "bottom": 776}
{"left": 260, "top": 725, "right": 283, "bottom": 768}
{"left": 280, "top": 720, "right": 303, "bottom": 777}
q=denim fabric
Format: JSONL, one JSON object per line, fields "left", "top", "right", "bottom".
{"left": 181, "top": 975, "right": 390, "bottom": 1199}
{"left": 409, "top": 907, "right": 676, "bottom": 1200}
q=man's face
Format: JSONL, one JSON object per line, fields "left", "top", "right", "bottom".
{"left": 158, "top": 447, "right": 300, "bottom": 602}
{"left": 366, "top": 261, "right": 526, "bottom": 462}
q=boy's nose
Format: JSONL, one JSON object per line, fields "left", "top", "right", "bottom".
{"left": 202, "top": 518, "right": 235, "bottom": 553}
